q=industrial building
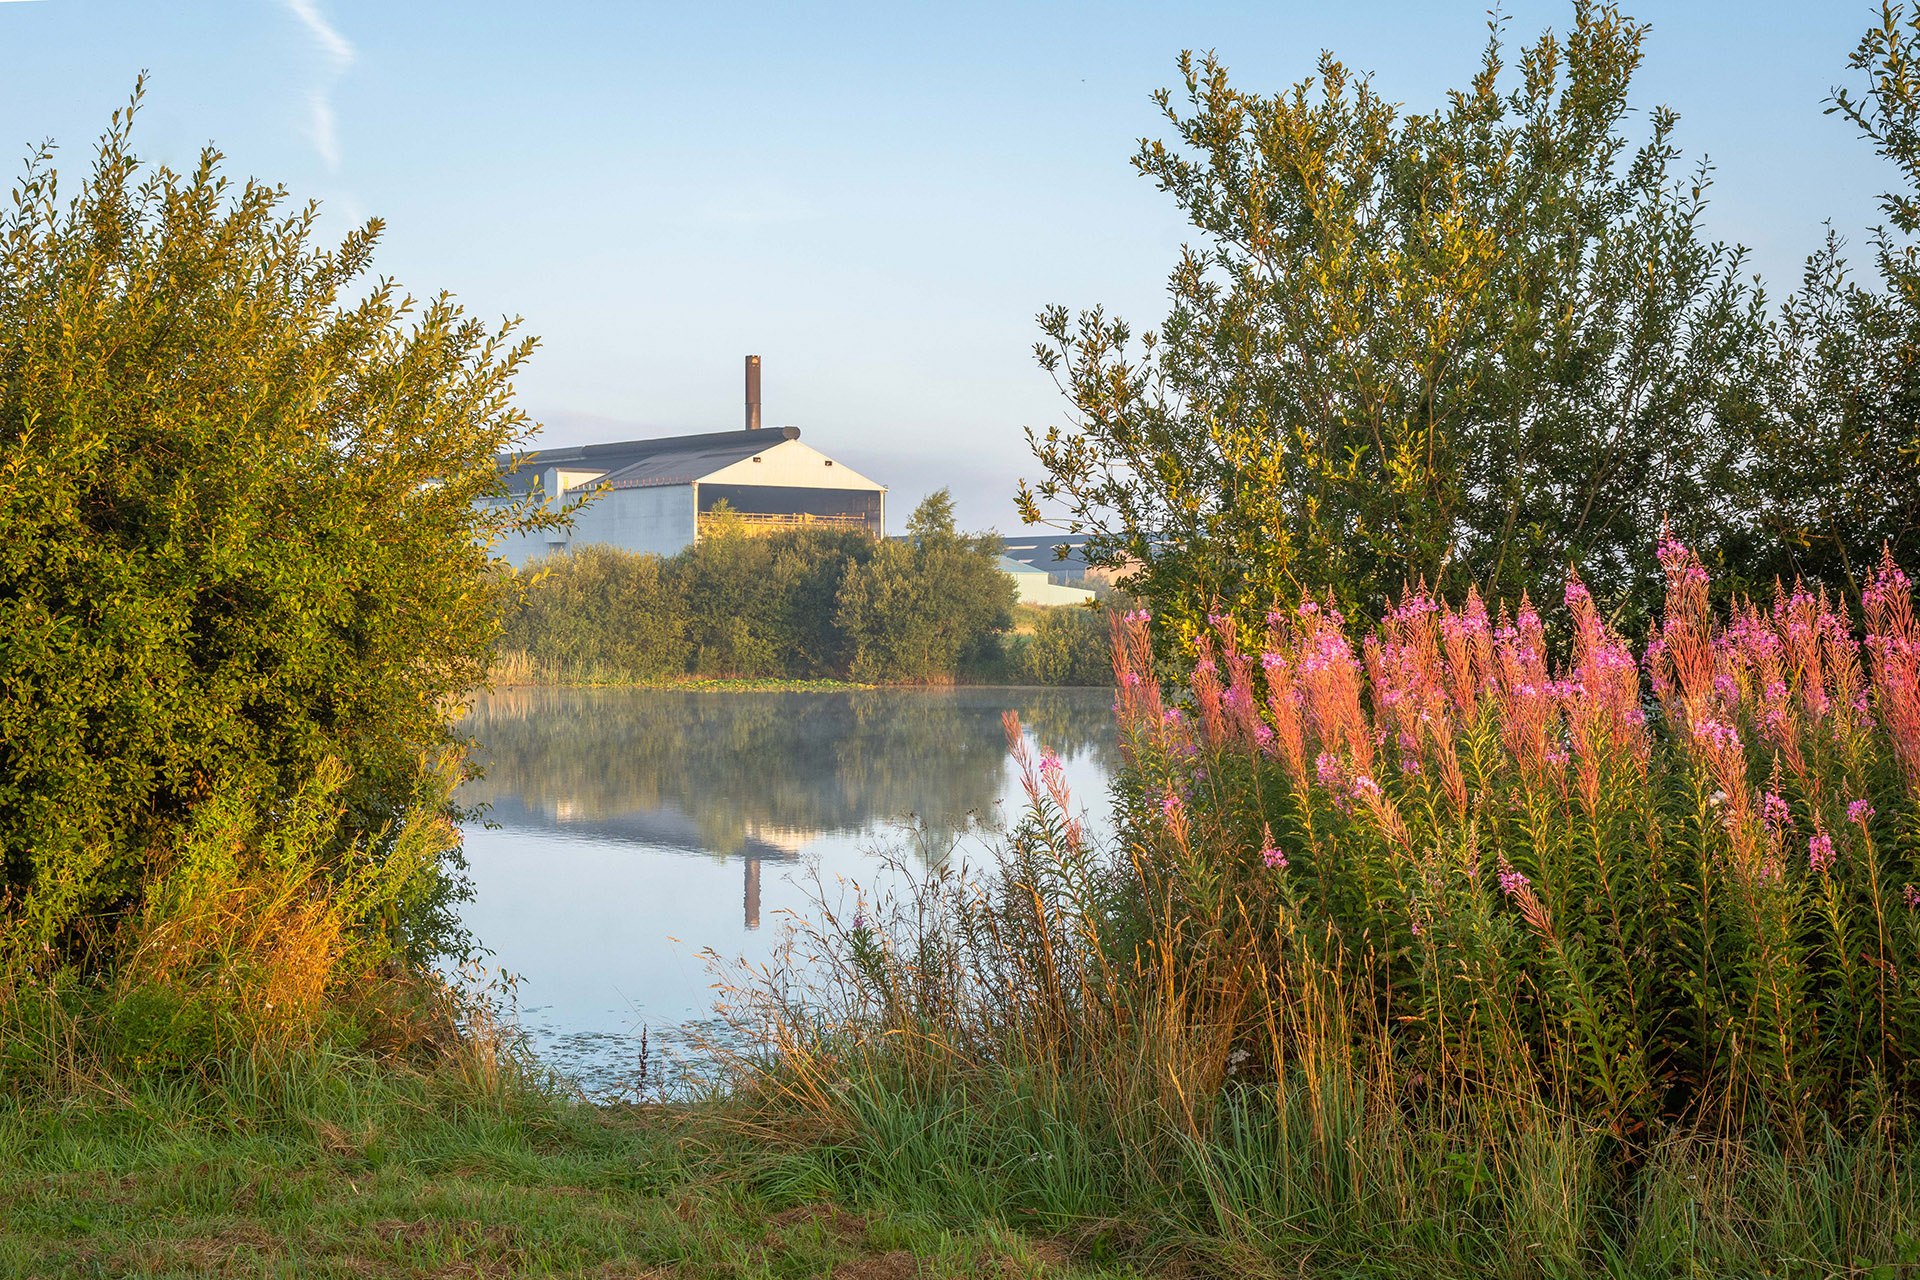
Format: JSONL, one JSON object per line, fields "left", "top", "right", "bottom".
{"left": 996, "top": 554, "right": 1096, "bottom": 607}
{"left": 487, "top": 356, "right": 887, "bottom": 568}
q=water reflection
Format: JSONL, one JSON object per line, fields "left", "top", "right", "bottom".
{"left": 456, "top": 687, "right": 1117, "bottom": 1094}
{"left": 463, "top": 687, "right": 1118, "bottom": 929}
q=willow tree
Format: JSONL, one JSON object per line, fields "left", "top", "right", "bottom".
{"left": 0, "top": 87, "right": 560, "bottom": 958}
{"left": 1018, "top": 3, "right": 1764, "bottom": 642}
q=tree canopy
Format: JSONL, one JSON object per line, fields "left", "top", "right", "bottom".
{"left": 1019, "top": 2, "right": 1915, "bottom": 641}
{"left": 1733, "top": 5, "right": 1920, "bottom": 594}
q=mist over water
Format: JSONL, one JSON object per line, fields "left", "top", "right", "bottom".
{"left": 456, "top": 686, "right": 1117, "bottom": 1096}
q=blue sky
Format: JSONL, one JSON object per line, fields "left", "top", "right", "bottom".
{"left": 0, "top": 1, "right": 1896, "bottom": 532}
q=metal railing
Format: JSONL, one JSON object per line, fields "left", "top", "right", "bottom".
{"left": 698, "top": 510, "right": 874, "bottom": 537}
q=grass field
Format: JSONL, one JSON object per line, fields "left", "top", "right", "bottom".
{"left": 0, "top": 1053, "right": 1132, "bottom": 1280}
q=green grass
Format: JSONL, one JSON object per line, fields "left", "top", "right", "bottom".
{"left": 0, "top": 1051, "right": 1136, "bottom": 1280}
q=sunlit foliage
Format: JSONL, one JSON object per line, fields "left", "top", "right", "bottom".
{"left": 0, "top": 86, "right": 554, "bottom": 966}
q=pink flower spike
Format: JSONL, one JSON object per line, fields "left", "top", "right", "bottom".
{"left": 1762, "top": 792, "right": 1791, "bottom": 829}
{"left": 1906, "top": 884, "right": 1920, "bottom": 910}
{"left": 1498, "top": 860, "right": 1530, "bottom": 897}
{"left": 1809, "top": 830, "right": 1836, "bottom": 874}
{"left": 1848, "top": 799, "right": 1876, "bottom": 825}
{"left": 1261, "top": 846, "right": 1288, "bottom": 869}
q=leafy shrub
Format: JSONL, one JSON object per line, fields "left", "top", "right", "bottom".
{"left": 1, "top": 754, "right": 464, "bottom": 1087}
{"left": 1020, "top": 4, "right": 1920, "bottom": 645}
{"left": 1008, "top": 605, "right": 1113, "bottom": 686}
{"left": 502, "top": 490, "right": 1015, "bottom": 684}
{"left": 503, "top": 545, "right": 689, "bottom": 679}
{"left": 0, "top": 91, "right": 548, "bottom": 1054}
{"left": 834, "top": 492, "right": 1014, "bottom": 682}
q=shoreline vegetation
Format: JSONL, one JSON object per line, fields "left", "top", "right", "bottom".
{"left": 709, "top": 551, "right": 1920, "bottom": 1278}
{"left": 498, "top": 499, "right": 1116, "bottom": 692}
{"left": 487, "top": 649, "right": 1112, "bottom": 692}
{"left": 487, "top": 652, "right": 880, "bottom": 691}
{"left": 0, "top": 1038, "right": 1117, "bottom": 1279}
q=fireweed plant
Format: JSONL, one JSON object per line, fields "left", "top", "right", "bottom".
{"left": 722, "top": 543, "right": 1920, "bottom": 1273}
{"left": 1115, "top": 541, "right": 1920, "bottom": 1142}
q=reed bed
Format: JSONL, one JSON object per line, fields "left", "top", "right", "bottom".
{"left": 721, "top": 545, "right": 1920, "bottom": 1277}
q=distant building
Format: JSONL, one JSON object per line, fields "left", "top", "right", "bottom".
{"left": 1001, "top": 533, "right": 1136, "bottom": 592}
{"left": 997, "top": 554, "right": 1095, "bottom": 607}
{"left": 485, "top": 357, "right": 887, "bottom": 569}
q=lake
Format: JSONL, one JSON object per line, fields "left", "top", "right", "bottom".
{"left": 456, "top": 685, "right": 1118, "bottom": 1096}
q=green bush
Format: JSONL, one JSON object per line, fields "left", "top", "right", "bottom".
{"left": 834, "top": 491, "right": 1014, "bottom": 682}
{"left": 0, "top": 90, "right": 550, "bottom": 970}
{"left": 1009, "top": 605, "right": 1114, "bottom": 686}
{"left": 502, "top": 490, "right": 1017, "bottom": 684}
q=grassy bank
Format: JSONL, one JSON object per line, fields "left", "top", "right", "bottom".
{"left": 0, "top": 1049, "right": 1127, "bottom": 1279}
{"left": 490, "top": 651, "right": 879, "bottom": 691}
{"left": 488, "top": 647, "right": 1110, "bottom": 691}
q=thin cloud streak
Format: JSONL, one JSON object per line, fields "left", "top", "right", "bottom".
{"left": 282, "top": 0, "right": 353, "bottom": 171}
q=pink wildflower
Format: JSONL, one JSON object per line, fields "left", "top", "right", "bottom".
{"left": 1906, "top": 884, "right": 1920, "bottom": 910}
{"left": 1809, "top": 830, "right": 1835, "bottom": 874}
{"left": 1848, "top": 799, "right": 1876, "bottom": 825}
{"left": 1498, "top": 859, "right": 1530, "bottom": 897}
{"left": 1762, "top": 791, "right": 1791, "bottom": 829}
{"left": 1257, "top": 822, "right": 1288, "bottom": 869}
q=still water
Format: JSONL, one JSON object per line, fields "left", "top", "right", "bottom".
{"left": 456, "top": 686, "right": 1117, "bottom": 1095}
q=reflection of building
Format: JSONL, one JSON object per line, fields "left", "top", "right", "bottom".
{"left": 485, "top": 356, "right": 887, "bottom": 569}
{"left": 461, "top": 687, "right": 1122, "bottom": 932}
{"left": 996, "top": 555, "right": 1095, "bottom": 607}
{"left": 499, "top": 794, "right": 817, "bottom": 931}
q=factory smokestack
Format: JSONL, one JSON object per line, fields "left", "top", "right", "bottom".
{"left": 745, "top": 354, "right": 762, "bottom": 432}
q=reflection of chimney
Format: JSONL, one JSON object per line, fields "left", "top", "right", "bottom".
{"left": 745, "top": 354, "right": 762, "bottom": 432}
{"left": 743, "top": 856, "right": 761, "bottom": 930}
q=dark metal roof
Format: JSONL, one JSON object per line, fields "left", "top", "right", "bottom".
{"left": 497, "top": 426, "right": 801, "bottom": 495}
{"left": 1001, "top": 534, "right": 1099, "bottom": 575}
